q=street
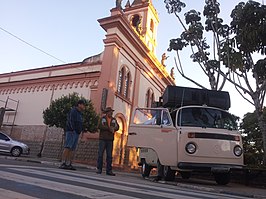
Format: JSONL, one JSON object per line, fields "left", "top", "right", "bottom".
{"left": 0, "top": 158, "right": 265, "bottom": 199}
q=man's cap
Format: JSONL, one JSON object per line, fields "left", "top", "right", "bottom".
{"left": 103, "top": 107, "right": 114, "bottom": 113}
{"left": 77, "top": 99, "right": 86, "bottom": 105}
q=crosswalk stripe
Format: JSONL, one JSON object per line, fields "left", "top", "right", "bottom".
{"left": 0, "top": 170, "right": 137, "bottom": 199}
{"left": 0, "top": 188, "right": 40, "bottom": 199}
{"left": 9, "top": 168, "right": 246, "bottom": 199}
{"left": 35, "top": 168, "right": 251, "bottom": 199}
{"left": 1, "top": 169, "right": 202, "bottom": 199}
{"left": 0, "top": 165, "right": 252, "bottom": 199}
{"left": 18, "top": 168, "right": 211, "bottom": 198}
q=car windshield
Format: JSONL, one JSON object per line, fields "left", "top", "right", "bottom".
{"left": 177, "top": 107, "right": 237, "bottom": 130}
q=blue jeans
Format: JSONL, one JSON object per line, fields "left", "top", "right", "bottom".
{"left": 97, "top": 140, "right": 113, "bottom": 173}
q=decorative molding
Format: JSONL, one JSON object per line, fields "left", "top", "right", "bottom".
{"left": 0, "top": 80, "right": 95, "bottom": 95}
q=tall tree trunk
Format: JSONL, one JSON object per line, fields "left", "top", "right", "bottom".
{"left": 257, "top": 113, "right": 266, "bottom": 165}
{"left": 253, "top": 94, "right": 266, "bottom": 165}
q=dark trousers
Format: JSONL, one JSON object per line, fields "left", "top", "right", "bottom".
{"left": 157, "top": 159, "right": 164, "bottom": 179}
{"left": 97, "top": 139, "right": 113, "bottom": 173}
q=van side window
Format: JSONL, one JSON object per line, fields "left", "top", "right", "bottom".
{"left": 133, "top": 109, "right": 162, "bottom": 125}
{"left": 143, "top": 109, "right": 162, "bottom": 125}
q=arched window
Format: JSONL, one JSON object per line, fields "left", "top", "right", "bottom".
{"left": 145, "top": 88, "right": 154, "bottom": 108}
{"left": 145, "top": 89, "right": 150, "bottom": 107}
{"left": 117, "top": 66, "right": 131, "bottom": 99}
{"left": 117, "top": 67, "right": 125, "bottom": 94}
{"left": 124, "top": 72, "right": 131, "bottom": 98}
{"left": 151, "top": 92, "right": 155, "bottom": 106}
{"left": 132, "top": 14, "right": 141, "bottom": 33}
{"left": 150, "top": 19, "right": 154, "bottom": 32}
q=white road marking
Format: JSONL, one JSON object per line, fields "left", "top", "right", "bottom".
{"left": 0, "top": 188, "right": 40, "bottom": 199}
{"left": 0, "top": 164, "right": 252, "bottom": 199}
{"left": 0, "top": 170, "right": 137, "bottom": 199}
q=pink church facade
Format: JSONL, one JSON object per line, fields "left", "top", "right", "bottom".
{"left": 0, "top": 1, "right": 175, "bottom": 168}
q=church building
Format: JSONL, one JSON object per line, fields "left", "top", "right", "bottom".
{"left": 0, "top": 0, "right": 175, "bottom": 168}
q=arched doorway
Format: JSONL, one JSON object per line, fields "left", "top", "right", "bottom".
{"left": 113, "top": 114, "right": 126, "bottom": 166}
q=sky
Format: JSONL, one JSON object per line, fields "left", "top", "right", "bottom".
{"left": 0, "top": 0, "right": 263, "bottom": 118}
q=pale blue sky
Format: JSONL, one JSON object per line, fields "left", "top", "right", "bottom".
{"left": 0, "top": 0, "right": 262, "bottom": 118}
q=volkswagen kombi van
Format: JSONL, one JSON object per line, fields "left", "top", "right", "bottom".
{"left": 128, "top": 86, "right": 243, "bottom": 185}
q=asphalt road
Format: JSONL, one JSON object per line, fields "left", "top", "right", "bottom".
{"left": 0, "top": 158, "right": 265, "bottom": 199}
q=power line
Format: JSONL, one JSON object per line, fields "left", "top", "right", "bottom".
{"left": 0, "top": 26, "right": 66, "bottom": 63}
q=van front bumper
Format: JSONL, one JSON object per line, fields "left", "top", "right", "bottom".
{"left": 178, "top": 162, "right": 243, "bottom": 172}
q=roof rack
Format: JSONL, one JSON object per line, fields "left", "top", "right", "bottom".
{"left": 161, "top": 86, "right": 231, "bottom": 110}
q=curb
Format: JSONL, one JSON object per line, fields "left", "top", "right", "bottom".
{"left": 177, "top": 183, "right": 258, "bottom": 199}
{"left": 152, "top": 178, "right": 265, "bottom": 199}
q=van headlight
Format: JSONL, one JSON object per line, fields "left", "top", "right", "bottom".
{"left": 185, "top": 142, "right": 197, "bottom": 154}
{"left": 234, "top": 145, "right": 243, "bottom": 156}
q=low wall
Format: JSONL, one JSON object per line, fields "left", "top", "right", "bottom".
{"left": 1, "top": 125, "right": 138, "bottom": 168}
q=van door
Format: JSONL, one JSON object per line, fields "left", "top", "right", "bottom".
{"left": 128, "top": 108, "right": 178, "bottom": 166}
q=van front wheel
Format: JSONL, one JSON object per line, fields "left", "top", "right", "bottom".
{"left": 163, "top": 166, "right": 176, "bottom": 181}
{"left": 214, "top": 173, "right": 231, "bottom": 185}
{"left": 141, "top": 160, "right": 152, "bottom": 178}
{"left": 180, "top": 171, "right": 191, "bottom": 179}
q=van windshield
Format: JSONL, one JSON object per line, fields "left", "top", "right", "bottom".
{"left": 177, "top": 107, "right": 237, "bottom": 130}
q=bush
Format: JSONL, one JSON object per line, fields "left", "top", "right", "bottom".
{"left": 43, "top": 93, "right": 99, "bottom": 133}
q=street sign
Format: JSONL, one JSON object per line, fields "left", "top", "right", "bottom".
{"left": 101, "top": 88, "right": 108, "bottom": 111}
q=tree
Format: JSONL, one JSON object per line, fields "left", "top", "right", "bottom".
{"left": 164, "top": 0, "right": 229, "bottom": 90}
{"left": 241, "top": 108, "right": 266, "bottom": 166}
{"left": 164, "top": 0, "right": 266, "bottom": 163}
{"left": 43, "top": 92, "right": 99, "bottom": 133}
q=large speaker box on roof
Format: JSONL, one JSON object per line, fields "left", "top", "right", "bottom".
{"left": 161, "top": 86, "right": 231, "bottom": 110}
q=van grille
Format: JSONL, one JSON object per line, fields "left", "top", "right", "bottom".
{"left": 193, "top": 133, "right": 237, "bottom": 141}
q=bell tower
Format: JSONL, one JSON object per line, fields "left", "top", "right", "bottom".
{"left": 123, "top": 0, "right": 159, "bottom": 54}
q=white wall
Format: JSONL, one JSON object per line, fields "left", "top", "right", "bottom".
{"left": 0, "top": 82, "right": 92, "bottom": 125}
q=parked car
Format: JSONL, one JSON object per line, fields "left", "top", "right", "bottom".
{"left": 0, "top": 131, "right": 30, "bottom": 157}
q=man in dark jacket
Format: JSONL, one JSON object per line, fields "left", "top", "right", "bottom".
{"left": 96, "top": 107, "right": 119, "bottom": 176}
{"left": 59, "top": 99, "right": 86, "bottom": 170}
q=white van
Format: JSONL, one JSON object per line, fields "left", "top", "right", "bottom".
{"left": 128, "top": 87, "right": 244, "bottom": 185}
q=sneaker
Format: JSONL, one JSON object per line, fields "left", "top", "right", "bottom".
{"left": 96, "top": 169, "right": 102, "bottom": 174}
{"left": 59, "top": 163, "right": 68, "bottom": 169}
{"left": 106, "top": 171, "right": 116, "bottom": 176}
{"left": 67, "top": 164, "right": 76, "bottom": 170}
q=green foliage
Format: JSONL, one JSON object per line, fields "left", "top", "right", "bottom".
{"left": 221, "top": 1, "right": 266, "bottom": 75}
{"left": 82, "top": 100, "right": 100, "bottom": 133}
{"left": 168, "top": 38, "right": 187, "bottom": 51}
{"left": 253, "top": 58, "right": 266, "bottom": 84}
{"left": 164, "top": 0, "right": 266, "bottom": 79}
{"left": 43, "top": 93, "right": 99, "bottom": 132}
{"left": 231, "top": 1, "right": 266, "bottom": 55}
{"left": 241, "top": 108, "right": 266, "bottom": 166}
{"left": 164, "top": 0, "right": 186, "bottom": 14}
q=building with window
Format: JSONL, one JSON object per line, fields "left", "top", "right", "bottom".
{"left": 0, "top": 0, "right": 175, "bottom": 167}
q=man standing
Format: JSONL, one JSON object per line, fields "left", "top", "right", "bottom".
{"left": 59, "top": 99, "right": 86, "bottom": 170}
{"left": 96, "top": 107, "right": 119, "bottom": 176}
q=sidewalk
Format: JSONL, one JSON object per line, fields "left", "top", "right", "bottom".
{"left": 0, "top": 155, "right": 95, "bottom": 170}
{"left": 1, "top": 155, "right": 266, "bottom": 199}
